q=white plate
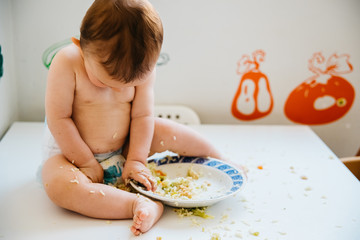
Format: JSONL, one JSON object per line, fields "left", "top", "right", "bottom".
{"left": 130, "top": 156, "right": 246, "bottom": 208}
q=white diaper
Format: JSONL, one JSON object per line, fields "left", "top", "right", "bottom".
{"left": 37, "top": 124, "right": 61, "bottom": 184}
{"left": 42, "top": 124, "right": 62, "bottom": 160}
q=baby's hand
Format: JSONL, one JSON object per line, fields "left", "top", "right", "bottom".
{"left": 122, "top": 160, "right": 157, "bottom": 192}
{"left": 78, "top": 160, "right": 104, "bottom": 183}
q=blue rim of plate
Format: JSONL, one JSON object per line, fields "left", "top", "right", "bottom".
{"left": 147, "top": 155, "right": 245, "bottom": 195}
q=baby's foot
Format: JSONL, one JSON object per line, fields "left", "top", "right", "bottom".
{"left": 131, "top": 195, "right": 164, "bottom": 236}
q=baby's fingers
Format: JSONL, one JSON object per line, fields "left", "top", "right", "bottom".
{"left": 146, "top": 174, "right": 157, "bottom": 191}
{"left": 142, "top": 173, "right": 158, "bottom": 191}
{"left": 136, "top": 173, "right": 153, "bottom": 191}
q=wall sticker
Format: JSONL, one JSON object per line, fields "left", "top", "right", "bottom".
{"left": 284, "top": 52, "right": 355, "bottom": 125}
{"left": 231, "top": 50, "right": 274, "bottom": 121}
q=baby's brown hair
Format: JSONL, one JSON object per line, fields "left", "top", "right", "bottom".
{"left": 80, "top": 0, "right": 163, "bottom": 82}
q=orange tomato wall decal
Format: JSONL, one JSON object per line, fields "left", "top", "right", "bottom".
{"left": 231, "top": 50, "right": 274, "bottom": 121}
{"left": 284, "top": 52, "right": 355, "bottom": 125}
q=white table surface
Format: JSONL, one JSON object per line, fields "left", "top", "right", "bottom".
{"left": 0, "top": 122, "right": 359, "bottom": 240}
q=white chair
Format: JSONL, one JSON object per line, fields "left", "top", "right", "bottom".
{"left": 154, "top": 105, "right": 201, "bottom": 125}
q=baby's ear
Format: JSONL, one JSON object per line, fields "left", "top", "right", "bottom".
{"left": 71, "top": 37, "right": 81, "bottom": 48}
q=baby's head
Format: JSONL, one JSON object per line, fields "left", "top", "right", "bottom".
{"left": 79, "top": 0, "right": 163, "bottom": 83}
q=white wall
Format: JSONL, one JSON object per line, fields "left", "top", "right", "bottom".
{"left": 2, "top": 0, "right": 360, "bottom": 157}
{"left": 0, "top": 0, "right": 18, "bottom": 138}
{"left": 153, "top": 0, "right": 360, "bottom": 157}
{"left": 11, "top": 0, "right": 93, "bottom": 121}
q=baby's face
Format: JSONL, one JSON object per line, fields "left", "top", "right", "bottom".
{"left": 83, "top": 54, "right": 152, "bottom": 91}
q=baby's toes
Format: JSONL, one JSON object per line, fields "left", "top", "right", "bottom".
{"left": 130, "top": 226, "right": 141, "bottom": 236}
{"left": 137, "top": 208, "right": 149, "bottom": 221}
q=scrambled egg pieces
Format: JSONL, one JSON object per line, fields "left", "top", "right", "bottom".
{"left": 148, "top": 163, "right": 210, "bottom": 200}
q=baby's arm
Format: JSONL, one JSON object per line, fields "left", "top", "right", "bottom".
{"left": 45, "top": 47, "right": 103, "bottom": 183}
{"left": 122, "top": 69, "right": 156, "bottom": 191}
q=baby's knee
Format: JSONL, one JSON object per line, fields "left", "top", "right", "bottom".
{"left": 43, "top": 174, "right": 67, "bottom": 205}
{"left": 154, "top": 117, "right": 178, "bottom": 136}
{"left": 42, "top": 156, "right": 84, "bottom": 207}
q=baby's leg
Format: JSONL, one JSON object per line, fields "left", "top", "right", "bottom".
{"left": 150, "top": 118, "right": 223, "bottom": 159}
{"left": 42, "top": 155, "right": 163, "bottom": 234}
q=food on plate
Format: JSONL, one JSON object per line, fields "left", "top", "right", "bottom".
{"left": 147, "top": 162, "right": 210, "bottom": 200}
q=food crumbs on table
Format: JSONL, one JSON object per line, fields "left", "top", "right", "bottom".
{"left": 257, "top": 165, "right": 263, "bottom": 170}
{"left": 220, "top": 214, "right": 228, "bottom": 223}
{"left": 278, "top": 232, "right": 287, "bottom": 235}
{"left": 174, "top": 207, "right": 214, "bottom": 219}
{"left": 300, "top": 175, "right": 308, "bottom": 180}
{"left": 100, "top": 190, "right": 105, "bottom": 196}
{"left": 190, "top": 218, "right": 201, "bottom": 226}
{"left": 106, "top": 220, "right": 112, "bottom": 224}
{"left": 235, "top": 232, "right": 243, "bottom": 238}
{"left": 305, "top": 186, "right": 312, "bottom": 191}
{"left": 211, "top": 233, "right": 221, "bottom": 240}
{"left": 241, "top": 220, "right": 250, "bottom": 226}
{"left": 156, "top": 237, "right": 162, "bottom": 240}
{"left": 249, "top": 230, "right": 260, "bottom": 236}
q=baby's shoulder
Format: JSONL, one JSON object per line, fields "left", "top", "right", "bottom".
{"left": 52, "top": 44, "right": 83, "bottom": 68}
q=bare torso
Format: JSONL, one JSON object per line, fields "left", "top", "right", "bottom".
{"left": 71, "top": 46, "right": 135, "bottom": 154}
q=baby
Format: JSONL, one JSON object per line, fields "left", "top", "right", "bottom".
{"left": 42, "top": 0, "right": 222, "bottom": 236}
